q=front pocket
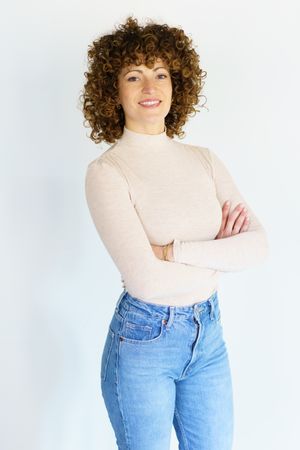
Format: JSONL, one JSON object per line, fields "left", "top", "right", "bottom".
{"left": 124, "top": 321, "right": 152, "bottom": 340}
{"left": 100, "top": 327, "right": 115, "bottom": 381}
{"left": 119, "top": 318, "right": 166, "bottom": 345}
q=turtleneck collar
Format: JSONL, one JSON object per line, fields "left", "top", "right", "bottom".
{"left": 117, "top": 125, "right": 172, "bottom": 148}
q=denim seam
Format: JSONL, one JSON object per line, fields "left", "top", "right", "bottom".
{"left": 102, "top": 329, "right": 115, "bottom": 382}
{"left": 174, "top": 407, "right": 190, "bottom": 450}
{"left": 116, "top": 310, "right": 131, "bottom": 449}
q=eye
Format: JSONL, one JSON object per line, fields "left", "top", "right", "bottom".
{"left": 127, "top": 73, "right": 168, "bottom": 82}
{"left": 127, "top": 76, "right": 139, "bottom": 82}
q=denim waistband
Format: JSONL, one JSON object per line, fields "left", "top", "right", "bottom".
{"left": 114, "top": 289, "right": 219, "bottom": 321}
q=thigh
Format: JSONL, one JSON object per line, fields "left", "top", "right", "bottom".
{"left": 101, "top": 307, "right": 176, "bottom": 450}
{"left": 173, "top": 315, "right": 234, "bottom": 450}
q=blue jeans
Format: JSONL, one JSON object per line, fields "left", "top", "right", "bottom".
{"left": 100, "top": 289, "right": 234, "bottom": 450}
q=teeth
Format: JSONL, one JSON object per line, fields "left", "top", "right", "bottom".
{"left": 140, "top": 101, "right": 160, "bottom": 105}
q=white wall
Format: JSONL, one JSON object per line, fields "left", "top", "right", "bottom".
{"left": 1, "top": 1, "right": 299, "bottom": 449}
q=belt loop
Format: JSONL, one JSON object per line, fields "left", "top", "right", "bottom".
{"left": 165, "top": 306, "right": 175, "bottom": 329}
{"left": 193, "top": 304, "right": 200, "bottom": 323}
{"left": 209, "top": 297, "right": 215, "bottom": 320}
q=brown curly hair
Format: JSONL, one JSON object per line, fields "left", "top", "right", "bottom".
{"left": 79, "top": 15, "right": 207, "bottom": 144}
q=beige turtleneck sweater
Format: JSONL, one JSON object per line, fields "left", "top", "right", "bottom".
{"left": 85, "top": 126, "right": 269, "bottom": 306}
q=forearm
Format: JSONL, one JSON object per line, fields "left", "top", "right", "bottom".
{"left": 171, "top": 228, "right": 269, "bottom": 271}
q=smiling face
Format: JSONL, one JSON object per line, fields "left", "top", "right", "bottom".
{"left": 117, "top": 57, "right": 172, "bottom": 134}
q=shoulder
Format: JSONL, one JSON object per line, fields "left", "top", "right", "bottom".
{"left": 86, "top": 141, "right": 117, "bottom": 167}
{"left": 85, "top": 146, "right": 132, "bottom": 206}
{"left": 85, "top": 143, "right": 125, "bottom": 180}
{"left": 177, "top": 140, "right": 215, "bottom": 178}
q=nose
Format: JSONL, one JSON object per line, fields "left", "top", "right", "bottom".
{"left": 142, "top": 80, "right": 156, "bottom": 94}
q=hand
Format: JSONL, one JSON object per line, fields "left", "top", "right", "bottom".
{"left": 151, "top": 244, "right": 163, "bottom": 260}
{"left": 216, "top": 201, "right": 250, "bottom": 239}
{"left": 150, "top": 243, "right": 174, "bottom": 261}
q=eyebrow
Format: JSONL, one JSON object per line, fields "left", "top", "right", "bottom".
{"left": 123, "top": 66, "right": 168, "bottom": 77}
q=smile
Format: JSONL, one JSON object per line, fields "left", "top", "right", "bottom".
{"left": 139, "top": 100, "right": 161, "bottom": 108}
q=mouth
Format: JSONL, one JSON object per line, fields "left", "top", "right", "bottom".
{"left": 139, "top": 99, "right": 161, "bottom": 108}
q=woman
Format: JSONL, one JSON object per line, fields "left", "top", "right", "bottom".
{"left": 81, "top": 16, "right": 269, "bottom": 450}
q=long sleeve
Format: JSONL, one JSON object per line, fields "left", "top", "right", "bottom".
{"left": 172, "top": 148, "right": 269, "bottom": 271}
{"left": 85, "top": 157, "right": 217, "bottom": 301}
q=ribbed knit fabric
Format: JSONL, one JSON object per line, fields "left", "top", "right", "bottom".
{"left": 85, "top": 126, "right": 269, "bottom": 305}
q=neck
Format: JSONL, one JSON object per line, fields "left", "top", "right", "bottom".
{"left": 118, "top": 125, "right": 171, "bottom": 148}
{"left": 124, "top": 123, "right": 166, "bottom": 135}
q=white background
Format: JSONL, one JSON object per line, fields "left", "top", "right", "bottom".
{"left": 1, "top": 1, "right": 300, "bottom": 449}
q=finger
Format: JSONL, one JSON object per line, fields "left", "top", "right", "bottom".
{"left": 223, "top": 203, "right": 245, "bottom": 236}
{"left": 232, "top": 209, "right": 248, "bottom": 234}
{"left": 220, "top": 200, "right": 231, "bottom": 232}
{"left": 233, "top": 212, "right": 250, "bottom": 234}
{"left": 240, "top": 214, "right": 250, "bottom": 232}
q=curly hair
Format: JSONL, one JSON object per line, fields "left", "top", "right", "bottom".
{"left": 79, "top": 15, "right": 207, "bottom": 144}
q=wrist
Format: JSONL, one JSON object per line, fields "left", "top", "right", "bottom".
{"left": 163, "top": 242, "right": 174, "bottom": 262}
{"left": 162, "top": 244, "right": 168, "bottom": 261}
{"left": 168, "top": 241, "right": 174, "bottom": 262}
